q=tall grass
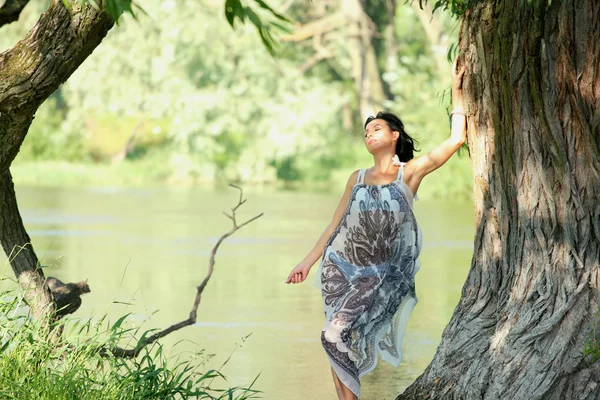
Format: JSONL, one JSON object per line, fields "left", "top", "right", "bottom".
{"left": 0, "top": 290, "right": 260, "bottom": 400}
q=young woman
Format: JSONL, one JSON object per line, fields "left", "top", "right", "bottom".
{"left": 285, "top": 59, "right": 467, "bottom": 399}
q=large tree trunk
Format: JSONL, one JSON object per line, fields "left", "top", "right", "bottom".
{"left": 0, "top": 0, "right": 113, "bottom": 320}
{"left": 398, "top": 1, "right": 600, "bottom": 399}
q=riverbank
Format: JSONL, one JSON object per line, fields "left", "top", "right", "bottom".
{"left": 10, "top": 157, "right": 473, "bottom": 200}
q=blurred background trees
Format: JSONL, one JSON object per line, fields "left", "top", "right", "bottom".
{"left": 1, "top": 0, "right": 471, "bottom": 198}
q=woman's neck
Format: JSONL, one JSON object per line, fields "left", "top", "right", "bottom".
{"left": 371, "top": 152, "right": 396, "bottom": 174}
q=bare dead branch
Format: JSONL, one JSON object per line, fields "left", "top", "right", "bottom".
{"left": 101, "top": 185, "right": 263, "bottom": 358}
{"left": 0, "top": 0, "right": 30, "bottom": 28}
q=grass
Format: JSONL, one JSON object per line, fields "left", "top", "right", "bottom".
{"left": 0, "top": 288, "right": 260, "bottom": 400}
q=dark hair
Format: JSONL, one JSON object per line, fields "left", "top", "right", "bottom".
{"left": 364, "top": 111, "right": 419, "bottom": 162}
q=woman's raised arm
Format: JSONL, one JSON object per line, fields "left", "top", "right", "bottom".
{"left": 405, "top": 58, "right": 467, "bottom": 191}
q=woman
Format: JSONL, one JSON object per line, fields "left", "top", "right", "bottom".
{"left": 285, "top": 59, "right": 467, "bottom": 399}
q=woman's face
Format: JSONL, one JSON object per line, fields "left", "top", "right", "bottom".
{"left": 364, "top": 119, "right": 399, "bottom": 154}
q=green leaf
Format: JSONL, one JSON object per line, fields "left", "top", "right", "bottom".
{"left": 225, "top": 0, "right": 236, "bottom": 27}
{"left": 233, "top": 0, "right": 246, "bottom": 23}
{"left": 253, "top": 0, "right": 290, "bottom": 22}
{"left": 0, "top": 337, "right": 11, "bottom": 354}
{"left": 246, "top": 8, "right": 277, "bottom": 56}
{"left": 246, "top": 7, "right": 262, "bottom": 27}
{"left": 270, "top": 20, "right": 293, "bottom": 34}
{"left": 111, "top": 300, "right": 134, "bottom": 305}
{"left": 110, "top": 313, "right": 131, "bottom": 331}
{"left": 225, "top": 0, "right": 245, "bottom": 27}
{"left": 98, "top": 0, "right": 136, "bottom": 23}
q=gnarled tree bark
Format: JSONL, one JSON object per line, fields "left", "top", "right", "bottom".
{"left": 397, "top": 1, "right": 600, "bottom": 399}
{"left": 0, "top": 0, "right": 113, "bottom": 321}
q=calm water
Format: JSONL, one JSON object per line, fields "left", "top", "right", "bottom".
{"left": 2, "top": 185, "right": 474, "bottom": 399}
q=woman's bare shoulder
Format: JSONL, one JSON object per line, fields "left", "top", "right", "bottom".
{"left": 343, "top": 169, "right": 361, "bottom": 189}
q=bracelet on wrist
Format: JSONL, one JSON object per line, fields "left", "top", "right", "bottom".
{"left": 448, "top": 110, "right": 466, "bottom": 128}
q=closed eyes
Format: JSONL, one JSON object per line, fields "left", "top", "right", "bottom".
{"left": 364, "top": 127, "right": 381, "bottom": 137}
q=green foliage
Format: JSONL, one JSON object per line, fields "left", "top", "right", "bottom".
{"left": 3, "top": 0, "right": 472, "bottom": 198}
{"left": 0, "top": 287, "right": 260, "bottom": 400}
{"left": 224, "top": 0, "right": 292, "bottom": 55}
{"left": 18, "top": 96, "right": 88, "bottom": 162}
{"left": 420, "top": 0, "right": 470, "bottom": 16}
{"left": 66, "top": 0, "right": 137, "bottom": 22}
{"left": 71, "top": 0, "right": 291, "bottom": 53}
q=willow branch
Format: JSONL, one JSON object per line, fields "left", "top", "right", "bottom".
{"left": 102, "top": 185, "right": 263, "bottom": 358}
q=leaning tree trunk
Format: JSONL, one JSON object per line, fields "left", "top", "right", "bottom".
{"left": 0, "top": 0, "right": 113, "bottom": 321}
{"left": 0, "top": 170, "right": 54, "bottom": 320}
{"left": 398, "top": 1, "right": 600, "bottom": 399}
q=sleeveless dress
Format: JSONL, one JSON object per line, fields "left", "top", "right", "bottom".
{"left": 316, "top": 164, "right": 422, "bottom": 398}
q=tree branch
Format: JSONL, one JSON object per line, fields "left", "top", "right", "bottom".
{"left": 280, "top": 11, "right": 344, "bottom": 42}
{"left": 0, "top": 0, "right": 30, "bottom": 28}
{"left": 101, "top": 184, "right": 263, "bottom": 358}
{"left": 297, "top": 32, "right": 333, "bottom": 74}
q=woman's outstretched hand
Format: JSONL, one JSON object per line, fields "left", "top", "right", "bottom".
{"left": 285, "top": 262, "right": 311, "bottom": 284}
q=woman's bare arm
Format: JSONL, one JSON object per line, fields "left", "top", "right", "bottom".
{"left": 285, "top": 170, "right": 359, "bottom": 284}
{"left": 405, "top": 59, "right": 467, "bottom": 193}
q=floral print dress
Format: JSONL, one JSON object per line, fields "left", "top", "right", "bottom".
{"left": 317, "top": 164, "right": 422, "bottom": 398}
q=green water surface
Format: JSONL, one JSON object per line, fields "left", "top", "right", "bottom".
{"left": 2, "top": 185, "right": 474, "bottom": 400}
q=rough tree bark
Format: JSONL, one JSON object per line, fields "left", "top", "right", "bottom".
{"left": 397, "top": 1, "right": 600, "bottom": 399}
{"left": 0, "top": 0, "right": 114, "bottom": 320}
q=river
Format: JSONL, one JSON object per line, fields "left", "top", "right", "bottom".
{"left": 2, "top": 185, "right": 474, "bottom": 399}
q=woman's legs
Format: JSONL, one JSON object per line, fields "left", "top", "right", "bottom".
{"left": 330, "top": 367, "right": 358, "bottom": 400}
{"left": 322, "top": 320, "right": 359, "bottom": 399}
{"left": 330, "top": 367, "right": 344, "bottom": 399}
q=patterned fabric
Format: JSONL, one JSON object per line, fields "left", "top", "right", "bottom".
{"left": 319, "top": 165, "right": 422, "bottom": 398}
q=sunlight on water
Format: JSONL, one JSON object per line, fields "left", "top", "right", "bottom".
{"left": 2, "top": 185, "right": 474, "bottom": 400}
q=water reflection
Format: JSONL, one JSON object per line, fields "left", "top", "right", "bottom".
{"left": 1, "top": 185, "right": 474, "bottom": 399}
